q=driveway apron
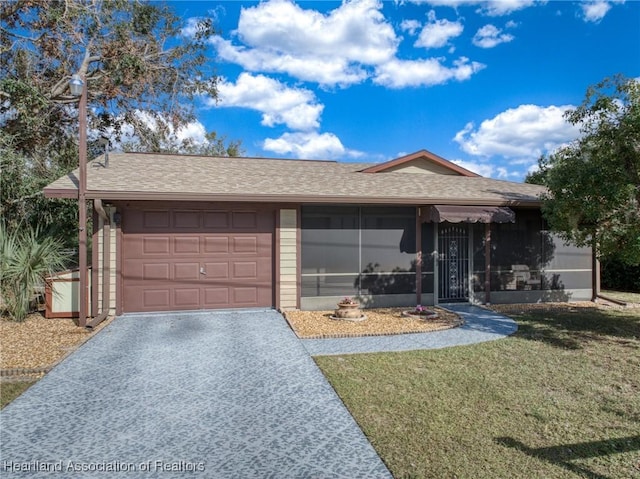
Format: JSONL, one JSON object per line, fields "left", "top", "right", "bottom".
{"left": 0, "top": 310, "right": 392, "bottom": 478}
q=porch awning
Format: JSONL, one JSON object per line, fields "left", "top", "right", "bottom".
{"left": 424, "top": 205, "right": 516, "bottom": 223}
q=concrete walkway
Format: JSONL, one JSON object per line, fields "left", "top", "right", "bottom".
{"left": 0, "top": 310, "right": 391, "bottom": 478}
{"left": 302, "top": 303, "right": 518, "bottom": 356}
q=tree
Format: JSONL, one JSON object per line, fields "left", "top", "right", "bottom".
{"left": 119, "top": 121, "right": 244, "bottom": 157}
{"left": 523, "top": 156, "right": 548, "bottom": 185}
{"left": 536, "top": 75, "right": 640, "bottom": 265}
{"left": 0, "top": 132, "right": 78, "bottom": 244}
{"left": 0, "top": 0, "right": 240, "bottom": 239}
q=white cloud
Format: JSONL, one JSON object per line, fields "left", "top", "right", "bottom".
{"left": 175, "top": 121, "right": 208, "bottom": 145}
{"left": 400, "top": 19, "right": 422, "bottom": 35}
{"left": 374, "top": 56, "right": 485, "bottom": 88}
{"left": 212, "top": 38, "right": 368, "bottom": 87}
{"left": 450, "top": 159, "right": 521, "bottom": 179}
{"left": 263, "top": 131, "right": 363, "bottom": 160}
{"left": 209, "top": 0, "right": 485, "bottom": 91}
{"left": 480, "top": 0, "right": 539, "bottom": 15}
{"left": 212, "top": 73, "right": 323, "bottom": 131}
{"left": 472, "top": 24, "right": 514, "bottom": 48}
{"left": 415, "top": 10, "right": 464, "bottom": 49}
{"left": 454, "top": 104, "right": 581, "bottom": 160}
{"left": 211, "top": 0, "right": 398, "bottom": 87}
{"left": 495, "top": 166, "right": 520, "bottom": 179}
{"left": 451, "top": 159, "right": 495, "bottom": 177}
{"left": 410, "top": 1, "right": 539, "bottom": 16}
{"left": 580, "top": 0, "right": 623, "bottom": 23}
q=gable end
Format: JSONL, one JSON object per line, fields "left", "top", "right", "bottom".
{"left": 360, "top": 149, "right": 480, "bottom": 177}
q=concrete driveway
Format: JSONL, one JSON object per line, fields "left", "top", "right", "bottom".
{"left": 0, "top": 310, "right": 391, "bottom": 478}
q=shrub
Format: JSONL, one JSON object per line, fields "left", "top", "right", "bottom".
{"left": 601, "top": 257, "right": 640, "bottom": 292}
{"left": 0, "top": 223, "right": 70, "bottom": 321}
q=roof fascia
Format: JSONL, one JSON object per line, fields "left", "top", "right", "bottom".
{"left": 359, "top": 149, "right": 480, "bottom": 177}
{"left": 43, "top": 188, "right": 78, "bottom": 199}
{"left": 79, "top": 190, "right": 540, "bottom": 207}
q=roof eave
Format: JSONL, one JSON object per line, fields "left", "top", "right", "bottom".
{"left": 43, "top": 188, "right": 78, "bottom": 199}
{"left": 57, "top": 189, "right": 543, "bottom": 207}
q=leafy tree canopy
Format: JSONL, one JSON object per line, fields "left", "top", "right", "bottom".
{"left": 1, "top": 0, "right": 240, "bottom": 242}
{"left": 532, "top": 75, "right": 640, "bottom": 265}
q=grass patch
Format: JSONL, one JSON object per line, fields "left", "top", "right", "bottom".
{"left": 601, "top": 290, "right": 640, "bottom": 304}
{"left": 1, "top": 380, "right": 36, "bottom": 409}
{"left": 315, "top": 305, "right": 640, "bottom": 478}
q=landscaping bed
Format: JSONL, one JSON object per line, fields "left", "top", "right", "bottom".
{"left": 0, "top": 312, "right": 110, "bottom": 379}
{"left": 284, "top": 307, "right": 462, "bottom": 339}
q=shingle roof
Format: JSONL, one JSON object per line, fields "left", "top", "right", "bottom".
{"left": 44, "top": 152, "right": 546, "bottom": 206}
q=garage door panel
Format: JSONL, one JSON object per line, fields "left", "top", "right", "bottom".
{"left": 203, "top": 211, "right": 229, "bottom": 229}
{"left": 254, "top": 257, "right": 272, "bottom": 280}
{"left": 143, "top": 263, "right": 170, "bottom": 281}
{"left": 257, "top": 237, "right": 274, "bottom": 257}
{"left": 144, "top": 237, "right": 171, "bottom": 254}
{"left": 174, "top": 262, "right": 200, "bottom": 281}
{"left": 203, "top": 237, "right": 229, "bottom": 254}
{"left": 143, "top": 211, "right": 170, "bottom": 229}
{"left": 124, "top": 262, "right": 170, "bottom": 282}
{"left": 233, "top": 261, "right": 257, "bottom": 279}
{"left": 143, "top": 289, "right": 171, "bottom": 309}
{"left": 122, "top": 205, "right": 274, "bottom": 313}
{"left": 233, "top": 236, "right": 257, "bottom": 254}
{"left": 203, "top": 287, "right": 230, "bottom": 306}
{"left": 123, "top": 236, "right": 173, "bottom": 258}
{"left": 203, "top": 262, "right": 229, "bottom": 279}
{"left": 232, "top": 211, "right": 257, "bottom": 229}
{"left": 174, "top": 236, "right": 200, "bottom": 254}
{"left": 174, "top": 211, "right": 201, "bottom": 229}
{"left": 174, "top": 288, "right": 200, "bottom": 307}
{"left": 233, "top": 287, "right": 258, "bottom": 304}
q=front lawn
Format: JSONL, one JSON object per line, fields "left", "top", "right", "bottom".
{"left": 315, "top": 304, "right": 640, "bottom": 479}
{"left": 1, "top": 381, "right": 36, "bottom": 409}
{"left": 601, "top": 290, "right": 640, "bottom": 305}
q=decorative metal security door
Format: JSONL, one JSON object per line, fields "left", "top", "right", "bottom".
{"left": 438, "top": 225, "right": 469, "bottom": 302}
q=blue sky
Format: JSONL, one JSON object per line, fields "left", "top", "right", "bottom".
{"left": 169, "top": 0, "right": 639, "bottom": 181}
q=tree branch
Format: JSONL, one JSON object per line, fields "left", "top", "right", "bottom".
{"left": 48, "top": 44, "right": 101, "bottom": 100}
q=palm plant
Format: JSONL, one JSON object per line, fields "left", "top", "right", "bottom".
{"left": 0, "top": 223, "right": 71, "bottom": 321}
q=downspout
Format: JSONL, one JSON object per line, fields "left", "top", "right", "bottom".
{"left": 86, "top": 199, "right": 111, "bottom": 329}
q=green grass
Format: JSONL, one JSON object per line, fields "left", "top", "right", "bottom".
{"left": 315, "top": 305, "right": 640, "bottom": 479}
{"left": 1, "top": 380, "right": 36, "bottom": 409}
{"left": 601, "top": 290, "right": 640, "bottom": 304}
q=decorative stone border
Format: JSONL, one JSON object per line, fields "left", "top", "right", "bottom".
{"left": 329, "top": 314, "right": 367, "bottom": 322}
{"left": 0, "top": 366, "right": 50, "bottom": 377}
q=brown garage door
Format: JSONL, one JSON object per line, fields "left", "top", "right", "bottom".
{"left": 121, "top": 205, "right": 274, "bottom": 313}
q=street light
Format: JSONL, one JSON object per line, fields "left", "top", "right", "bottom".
{"left": 69, "top": 74, "right": 84, "bottom": 96}
{"left": 69, "top": 73, "right": 88, "bottom": 327}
